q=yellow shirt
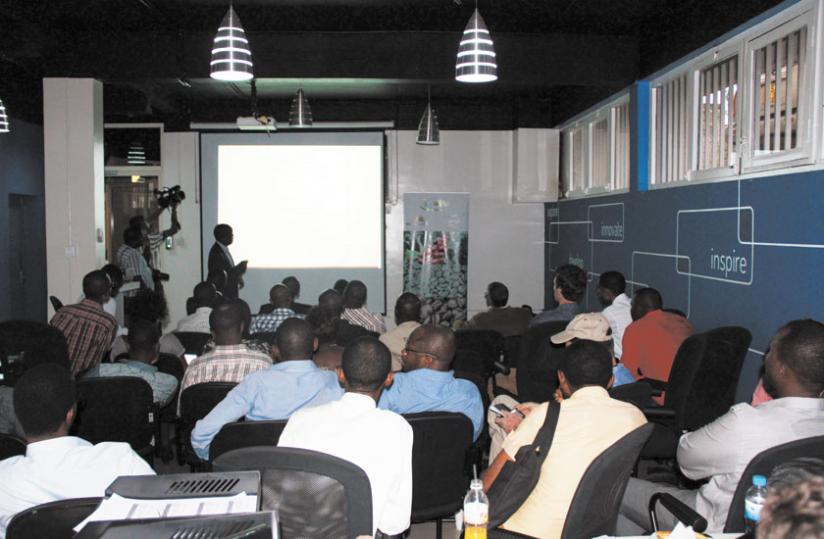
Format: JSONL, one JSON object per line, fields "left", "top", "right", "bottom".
{"left": 500, "top": 386, "right": 647, "bottom": 538}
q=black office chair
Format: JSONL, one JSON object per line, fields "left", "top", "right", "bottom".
{"left": 6, "top": 497, "right": 102, "bottom": 539}
{"left": 71, "top": 376, "right": 155, "bottom": 465}
{"left": 209, "top": 419, "right": 288, "bottom": 462}
{"left": 405, "top": 412, "right": 474, "bottom": 539}
{"left": 453, "top": 329, "right": 509, "bottom": 390}
{"left": 649, "top": 435, "right": 824, "bottom": 534}
{"left": 173, "top": 331, "right": 211, "bottom": 356}
{"left": 489, "top": 423, "right": 654, "bottom": 539}
{"left": 49, "top": 296, "right": 64, "bottom": 313}
{"left": 503, "top": 334, "right": 522, "bottom": 370}
{"left": 214, "top": 446, "right": 373, "bottom": 539}
{"left": 0, "top": 321, "right": 70, "bottom": 386}
{"left": 177, "top": 381, "right": 237, "bottom": 469}
{"left": 0, "top": 432, "right": 26, "bottom": 460}
{"left": 516, "top": 321, "right": 569, "bottom": 403}
{"left": 249, "top": 332, "right": 278, "bottom": 345}
{"left": 641, "top": 326, "right": 751, "bottom": 460}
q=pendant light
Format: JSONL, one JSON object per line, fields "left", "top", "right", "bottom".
{"left": 127, "top": 141, "right": 146, "bottom": 165}
{"left": 0, "top": 99, "right": 9, "bottom": 133}
{"left": 289, "top": 88, "right": 313, "bottom": 127}
{"left": 210, "top": 6, "right": 254, "bottom": 82}
{"left": 416, "top": 89, "right": 440, "bottom": 145}
{"left": 455, "top": 8, "right": 498, "bottom": 83}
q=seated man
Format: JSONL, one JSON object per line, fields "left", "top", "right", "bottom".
{"left": 621, "top": 287, "right": 694, "bottom": 382}
{"left": 279, "top": 337, "right": 412, "bottom": 538}
{"left": 318, "top": 289, "right": 371, "bottom": 346}
{"left": 464, "top": 282, "right": 532, "bottom": 337}
{"left": 379, "top": 325, "right": 483, "bottom": 440}
{"left": 282, "top": 276, "right": 313, "bottom": 316}
{"left": 596, "top": 271, "right": 632, "bottom": 360}
{"left": 482, "top": 340, "right": 647, "bottom": 538}
{"left": 50, "top": 270, "right": 118, "bottom": 376}
{"left": 82, "top": 320, "right": 178, "bottom": 407}
{"left": 379, "top": 292, "right": 422, "bottom": 371}
{"left": 0, "top": 364, "right": 154, "bottom": 535}
{"left": 111, "top": 289, "right": 186, "bottom": 361}
{"left": 341, "top": 280, "right": 386, "bottom": 334}
{"left": 249, "top": 284, "right": 299, "bottom": 334}
{"left": 618, "top": 319, "right": 824, "bottom": 534}
{"left": 190, "top": 319, "right": 344, "bottom": 460}
{"left": 529, "top": 264, "right": 587, "bottom": 327}
{"left": 178, "top": 302, "right": 272, "bottom": 408}
{"left": 176, "top": 282, "right": 217, "bottom": 333}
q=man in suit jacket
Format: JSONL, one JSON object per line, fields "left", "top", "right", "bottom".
{"left": 208, "top": 224, "right": 246, "bottom": 300}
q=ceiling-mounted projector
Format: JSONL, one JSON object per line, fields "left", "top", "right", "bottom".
{"left": 236, "top": 115, "right": 276, "bottom": 131}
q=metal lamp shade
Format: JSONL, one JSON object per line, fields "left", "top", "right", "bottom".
{"left": 210, "top": 6, "right": 254, "bottom": 82}
{"left": 289, "top": 88, "right": 313, "bottom": 127}
{"left": 455, "top": 9, "right": 498, "bottom": 83}
{"left": 0, "top": 99, "right": 8, "bottom": 133}
{"left": 416, "top": 103, "right": 440, "bottom": 145}
{"left": 127, "top": 141, "right": 146, "bottom": 165}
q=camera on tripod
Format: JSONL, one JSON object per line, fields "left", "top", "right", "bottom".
{"left": 154, "top": 185, "right": 186, "bottom": 209}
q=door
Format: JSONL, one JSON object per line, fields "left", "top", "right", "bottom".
{"left": 8, "top": 194, "right": 46, "bottom": 321}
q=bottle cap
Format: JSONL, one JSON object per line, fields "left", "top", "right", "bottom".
{"left": 470, "top": 478, "right": 483, "bottom": 490}
{"left": 753, "top": 475, "right": 767, "bottom": 487}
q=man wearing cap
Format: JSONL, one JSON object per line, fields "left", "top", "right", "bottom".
{"left": 486, "top": 312, "right": 632, "bottom": 460}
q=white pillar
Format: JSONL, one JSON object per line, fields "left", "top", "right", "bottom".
{"left": 43, "top": 78, "right": 105, "bottom": 312}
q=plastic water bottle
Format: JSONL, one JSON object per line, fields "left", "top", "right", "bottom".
{"left": 464, "top": 479, "right": 489, "bottom": 539}
{"left": 744, "top": 474, "right": 768, "bottom": 533}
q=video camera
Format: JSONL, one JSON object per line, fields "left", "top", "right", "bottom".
{"left": 154, "top": 185, "right": 186, "bottom": 209}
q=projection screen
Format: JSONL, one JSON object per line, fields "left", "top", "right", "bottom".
{"left": 200, "top": 132, "right": 385, "bottom": 313}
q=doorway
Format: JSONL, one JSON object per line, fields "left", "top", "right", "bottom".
{"left": 8, "top": 194, "right": 47, "bottom": 321}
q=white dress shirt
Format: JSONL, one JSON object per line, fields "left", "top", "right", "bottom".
{"left": 278, "top": 392, "right": 413, "bottom": 535}
{"left": 678, "top": 397, "right": 824, "bottom": 531}
{"left": 0, "top": 436, "right": 155, "bottom": 537}
{"left": 176, "top": 307, "right": 213, "bottom": 333}
{"left": 602, "top": 293, "right": 632, "bottom": 358}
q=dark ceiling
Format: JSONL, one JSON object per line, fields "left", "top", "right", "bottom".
{"left": 0, "top": 0, "right": 785, "bottom": 130}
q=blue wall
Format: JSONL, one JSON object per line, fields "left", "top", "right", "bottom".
{"left": 544, "top": 170, "right": 824, "bottom": 402}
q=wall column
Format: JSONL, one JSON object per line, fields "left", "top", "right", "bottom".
{"left": 43, "top": 78, "right": 105, "bottom": 311}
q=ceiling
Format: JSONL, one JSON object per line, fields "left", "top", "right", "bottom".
{"left": 0, "top": 0, "right": 786, "bottom": 129}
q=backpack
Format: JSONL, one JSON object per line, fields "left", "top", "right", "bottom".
{"left": 487, "top": 401, "right": 561, "bottom": 528}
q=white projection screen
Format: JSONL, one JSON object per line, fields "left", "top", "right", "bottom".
{"left": 200, "top": 132, "right": 385, "bottom": 313}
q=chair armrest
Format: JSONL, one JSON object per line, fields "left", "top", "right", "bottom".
{"left": 494, "top": 360, "right": 511, "bottom": 376}
{"left": 643, "top": 407, "right": 676, "bottom": 419}
{"left": 488, "top": 528, "right": 538, "bottom": 538}
{"left": 493, "top": 387, "right": 518, "bottom": 400}
{"left": 637, "top": 378, "right": 668, "bottom": 391}
{"left": 648, "top": 493, "right": 707, "bottom": 533}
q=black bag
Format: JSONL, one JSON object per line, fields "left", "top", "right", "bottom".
{"left": 487, "top": 401, "right": 561, "bottom": 528}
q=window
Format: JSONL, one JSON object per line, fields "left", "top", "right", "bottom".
{"left": 570, "top": 126, "right": 585, "bottom": 193}
{"left": 749, "top": 23, "right": 808, "bottom": 158}
{"left": 589, "top": 117, "right": 609, "bottom": 189}
{"left": 612, "top": 100, "right": 630, "bottom": 190}
{"left": 697, "top": 55, "right": 738, "bottom": 172}
{"left": 651, "top": 73, "right": 690, "bottom": 185}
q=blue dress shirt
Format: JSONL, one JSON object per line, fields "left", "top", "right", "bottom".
{"left": 191, "top": 359, "right": 344, "bottom": 459}
{"left": 378, "top": 369, "right": 484, "bottom": 441}
{"left": 612, "top": 363, "right": 635, "bottom": 387}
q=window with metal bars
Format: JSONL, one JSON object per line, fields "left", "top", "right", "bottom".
{"left": 651, "top": 73, "right": 690, "bottom": 185}
{"left": 698, "top": 56, "right": 738, "bottom": 172}
{"left": 612, "top": 100, "right": 631, "bottom": 190}
{"left": 589, "top": 117, "right": 609, "bottom": 189}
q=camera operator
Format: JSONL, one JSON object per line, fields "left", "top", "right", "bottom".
{"left": 127, "top": 185, "right": 185, "bottom": 292}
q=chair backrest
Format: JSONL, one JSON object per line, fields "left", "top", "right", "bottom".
{"left": 173, "top": 331, "right": 211, "bottom": 355}
{"left": 517, "top": 321, "right": 569, "bottom": 402}
{"left": 155, "top": 353, "right": 186, "bottom": 382}
{"left": 49, "top": 296, "right": 64, "bottom": 312}
{"left": 503, "top": 334, "right": 522, "bottom": 369}
{"left": 178, "top": 382, "right": 238, "bottom": 464}
{"left": 0, "top": 432, "right": 26, "bottom": 460}
{"left": 214, "top": 446, "right": 373, "bottom": 539}
{"left": 250, "top": 332, "right": 278, "bottom": 345}
{"left": 453, "top": 329, "right": 505, "bottom": 379}
{"left": 6, "top": 497, "right": 102, "bottom": 539}
{"left": 404, "top": 412, "right": 474, "bottom": 522}
{"left": 561, "top": 423, "right": 654, "bottom": 539}
{"left": 71, "top": 376, "right": 154, "bottom": 451}
{"left": 209, "top": 420, "right": 288, "bottom": 462}
{"left": 665, "top": 326, "right": 751, "bottom": 433}
{"left": 723, "top": 435, "right": 824, "bottom": 532}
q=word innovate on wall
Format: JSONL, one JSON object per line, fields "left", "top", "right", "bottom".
{"left": 709, "top": 248, "right": 749, "bottom": 278}
{"left": 568, "top": 254, "right": 585, "bottom": 268}
{"left": 599, "top": 223, "right": 624, "bottom": 238}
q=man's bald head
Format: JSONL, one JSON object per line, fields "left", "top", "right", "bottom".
{"left": 282, "top": 276, "right": 300, "bottom": 298}
{"left": 406, "top": 325, "right": 456, "bottom": 371}
{"left": 318, "top": 289, "right": 344, "bottom": 316}
{"left": 83, "top": 270, "right": 111, "bottom": 304}
{"left": 209, "top": 302, "right": 244, "bottom": 344}
{"left": 193, "top": 282, "right": 217, "bottom": 308}
{"left": 274, "top": 318, "right": 316, "bottom": 361}
{"left": 631, "top": 287, "right": 663, "bottom": 321}
{"left": 343, "top": 280, "right": 367, "bottom": 309}
{"left": 269, "top": 284, "right": 294, "bottom": 309}
{"left": 394, "top": 293, "right": 422, "bottom": 325}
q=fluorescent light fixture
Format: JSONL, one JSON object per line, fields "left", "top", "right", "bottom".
{"left": 455, "top": 9, "right": 498, "bottom": 83}
{"left": 210, "top": 6, "right": 254, "bottom": 82}
{"left": 0, "top": 99, "right": 9, "bottom": 133}
{"left": 289, "top": 88, "right": 313, "bottom": 127}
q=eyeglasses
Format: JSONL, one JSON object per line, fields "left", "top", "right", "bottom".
{"left": 402, "top": 345, "right": 441, "bottom": 363}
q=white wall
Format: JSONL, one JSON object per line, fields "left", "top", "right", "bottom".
{"left": 385, "top": 130, "right": 545, "bottom": 326}
{"left": 158, "top": 132, "right": 202, "bottom": 332}
{"left": 43, "top": 78, "right": 105, "bottom": 312}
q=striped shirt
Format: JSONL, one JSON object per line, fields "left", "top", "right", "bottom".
{"left": 50, "top": 299, "right": 118, "bottom": 376}
{"left": 342, "top": 307, "right": 386, "bottom": 334}
{"left": 116, "top": 243, "right": 154, "bottom": 292}
{"left": 249, "top": 308, "right": 300, "bottom": 334}
{"left": 178, "top": 344, "right": 272, "bottom": 411}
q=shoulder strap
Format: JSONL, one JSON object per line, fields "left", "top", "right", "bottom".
{"left": 532, "top": 400, "right": 561, "bottom": 458}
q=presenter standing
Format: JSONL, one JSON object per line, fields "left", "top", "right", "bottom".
{"left": 208, "top": 224, "right": 247, "bottom": 300}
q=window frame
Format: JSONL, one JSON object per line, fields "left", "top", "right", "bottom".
{"left": 649, "top": 70, "right": 692, "bottom": 188}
